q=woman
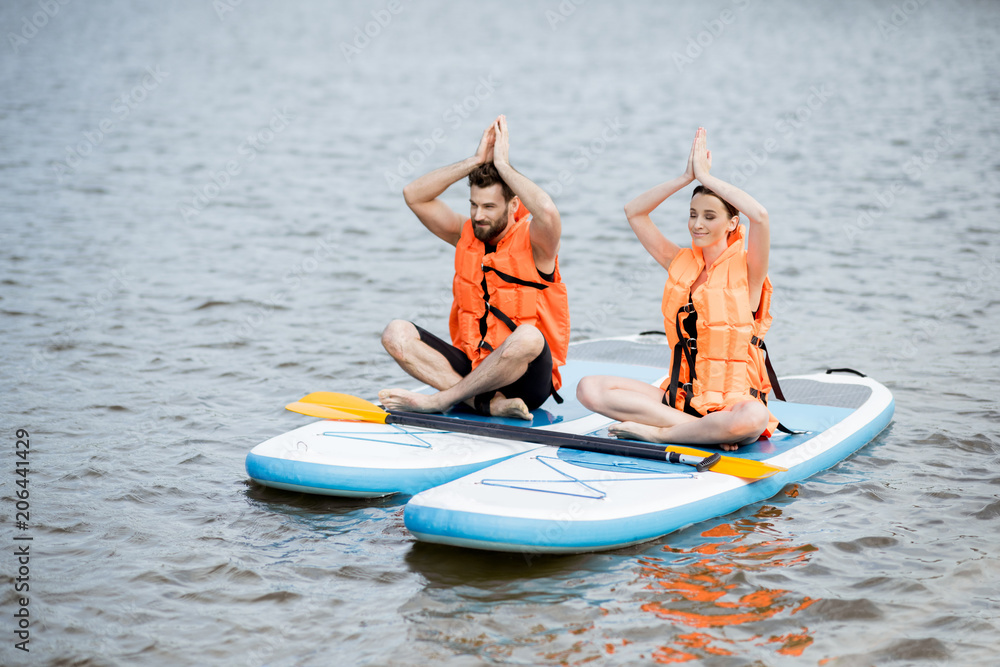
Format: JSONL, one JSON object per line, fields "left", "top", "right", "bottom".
{"left": 577, "top": 128, "right": 779, "bottom": 451}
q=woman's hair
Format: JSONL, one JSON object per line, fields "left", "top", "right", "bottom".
{"left": 469, "top": 163, "right": 515, "bottom": 203}
{"left": 691, "top": 185, "right": 739, "bottom": 221}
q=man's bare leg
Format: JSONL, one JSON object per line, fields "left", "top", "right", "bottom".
{"left": 379, "top": 324, "right": 545, "bottom": 420}
{"left": 380, "top": 320, "right": 465, "bottom": 391}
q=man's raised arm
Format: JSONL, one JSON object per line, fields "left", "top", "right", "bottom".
{"left": 491, "top": 115, "right": 561, "bottom": 273}
{"left": 402, "top": 123, "right": 497, "bottom": 246}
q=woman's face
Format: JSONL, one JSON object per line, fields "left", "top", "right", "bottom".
{"left": 688, "top": 193, "right": 738, "bottom": 248}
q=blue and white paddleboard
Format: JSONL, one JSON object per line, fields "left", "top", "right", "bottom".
{"left": 403, "top": 359, "right": 894, "bottom": 553}
{"left": 244, "top": 337, "right": 668, "bottom": 497}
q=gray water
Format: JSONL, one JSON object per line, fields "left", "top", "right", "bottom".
{"left": 2, "top": 1, "right": 999, "bottom": 665}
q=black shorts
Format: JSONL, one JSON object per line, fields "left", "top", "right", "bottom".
{"left": 413, "top": 324, "right": 554, "bottom": 414}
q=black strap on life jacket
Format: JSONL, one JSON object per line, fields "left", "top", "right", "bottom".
{"left": 667, "top": 301, "right": 702, "bottom": 417}
{"left": 668, "top": 300, "right": 804, "bottom": 435}
{"left": 749, "top": 336, "right": 805, "bottom": 435}
{"left": 482, "top": 265, "right": 550, "bottom": 290}
{"left": 751, "top": 336, "right": 785, "bottom": 402}
{"left": 476, "top": 263, "right": 563, "bottom": 404}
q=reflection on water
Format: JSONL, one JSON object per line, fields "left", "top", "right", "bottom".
{"left": 393, "top": 487, "right": 831, "bottom": 665}
{"left": 637, "top": 488, "right": 820, "bottom": 663}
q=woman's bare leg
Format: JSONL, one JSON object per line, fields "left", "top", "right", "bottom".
{"left": 578, "top": 375, "right": 768, "bottom": 451}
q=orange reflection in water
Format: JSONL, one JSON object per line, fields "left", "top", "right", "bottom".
{"left": 637, "top": 493, "right": 820, "bottom": 663}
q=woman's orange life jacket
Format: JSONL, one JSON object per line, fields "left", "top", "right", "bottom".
{"left": 449, "top": 203, "right": 571, "bottom": 391}
{"left": 659, "top": 224, "right": 780, "bottom": 437}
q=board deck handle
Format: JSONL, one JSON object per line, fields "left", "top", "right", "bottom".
{"left": 826, "top": 368, "right": 866, "bottom": 377}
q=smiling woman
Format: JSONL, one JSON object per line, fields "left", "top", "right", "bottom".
{"left": 577, "top": 127, "right": 778, "bottom": 451}
{"left": 689, "top": 184, "right": 740, "bottom": 243}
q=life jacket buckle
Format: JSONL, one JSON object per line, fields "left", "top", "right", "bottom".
{"left": 686, "top": 338, "right": 697, "bottom": 352}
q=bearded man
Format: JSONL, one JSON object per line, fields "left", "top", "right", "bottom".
{"left": 379, "top": 115, "right": 570, "bottom": 420}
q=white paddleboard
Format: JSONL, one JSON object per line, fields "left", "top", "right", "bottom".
{"left": 403, "top": 368, "right": 894, "bottom": 553}
{"left": 245, "top": 337, "right": 668, "bottom": 497}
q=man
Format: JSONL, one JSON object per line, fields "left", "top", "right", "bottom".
{"left": 379, "top": 115, "right": 570, "bottom": 420}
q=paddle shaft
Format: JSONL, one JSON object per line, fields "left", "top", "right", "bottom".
{"left": 288, "top": 392, "right": 784, "bottom": 478}
{"left": 385, "top": 410, "right": 709, "bottom": 467}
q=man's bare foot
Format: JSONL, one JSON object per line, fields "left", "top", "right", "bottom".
{"left": 719, "top": 442, "right": 740, "bottom": 452}
{"left": 378, "top": 388, "right": 447, "bottom": 413}
{"left": 607, "top": 421, "right": 666, "bottom": 443}
{"left": 490, "top": 395, "right": 532, "bottom": 420}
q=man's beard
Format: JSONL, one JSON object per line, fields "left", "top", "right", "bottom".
{"left": 472, "top": 215, "right": 508, "bottom": 243}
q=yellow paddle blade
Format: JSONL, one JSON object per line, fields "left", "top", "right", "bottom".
{"left": 299, "top": 391, "right": 382, "bottom": 410}
{"left": 295, "top": 392, "right": 390, "bottom": 423}
{"left": 665, "top": 445, "right": 786, "bottom": 479}
{"left": 285, "top": 401, "right": 375, "bottom": 422}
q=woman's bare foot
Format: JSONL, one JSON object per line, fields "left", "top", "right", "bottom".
{"left": 489, "top": 395, "right": 532, "bottom": 420}
{"left": 609, "top": 421, "right": 742, "bottom": 451}
{"left": 607, "top": 421, "right": 667, "bottom": 443}
{"left": 378, "top": 388, "right": 447, "bottom": 413}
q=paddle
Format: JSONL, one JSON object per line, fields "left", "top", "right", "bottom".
{"left": 285, "top": 392, "right": 785, "bottom": 480}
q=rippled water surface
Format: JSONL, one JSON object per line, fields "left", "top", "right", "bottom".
{"left": 2, "top": 1, "right": 999, "bottom": 665}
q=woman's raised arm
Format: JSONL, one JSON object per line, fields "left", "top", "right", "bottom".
{"left": 623, "top": 133, "right": 701, "bottom": 270}
{"left": 692, "top": 127, "right": 770, "bottom": 311}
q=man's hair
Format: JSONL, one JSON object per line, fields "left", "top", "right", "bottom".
{"left": 468, "top": 163, "right": 515, "bottom": 203}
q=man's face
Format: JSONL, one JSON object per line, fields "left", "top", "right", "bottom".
{"left": 469, "top": 183, "right": 513, "bottom": 243}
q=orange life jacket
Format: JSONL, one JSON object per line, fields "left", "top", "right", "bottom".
{"left": 449, "top": 203, "right": 571, "bottom": 391}
{"left": 659, "top": 224, "right": 780, "bottom": 437}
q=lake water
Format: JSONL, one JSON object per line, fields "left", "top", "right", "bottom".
{"left": 1, "top": 0, "right": 998, "bottom": 665}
